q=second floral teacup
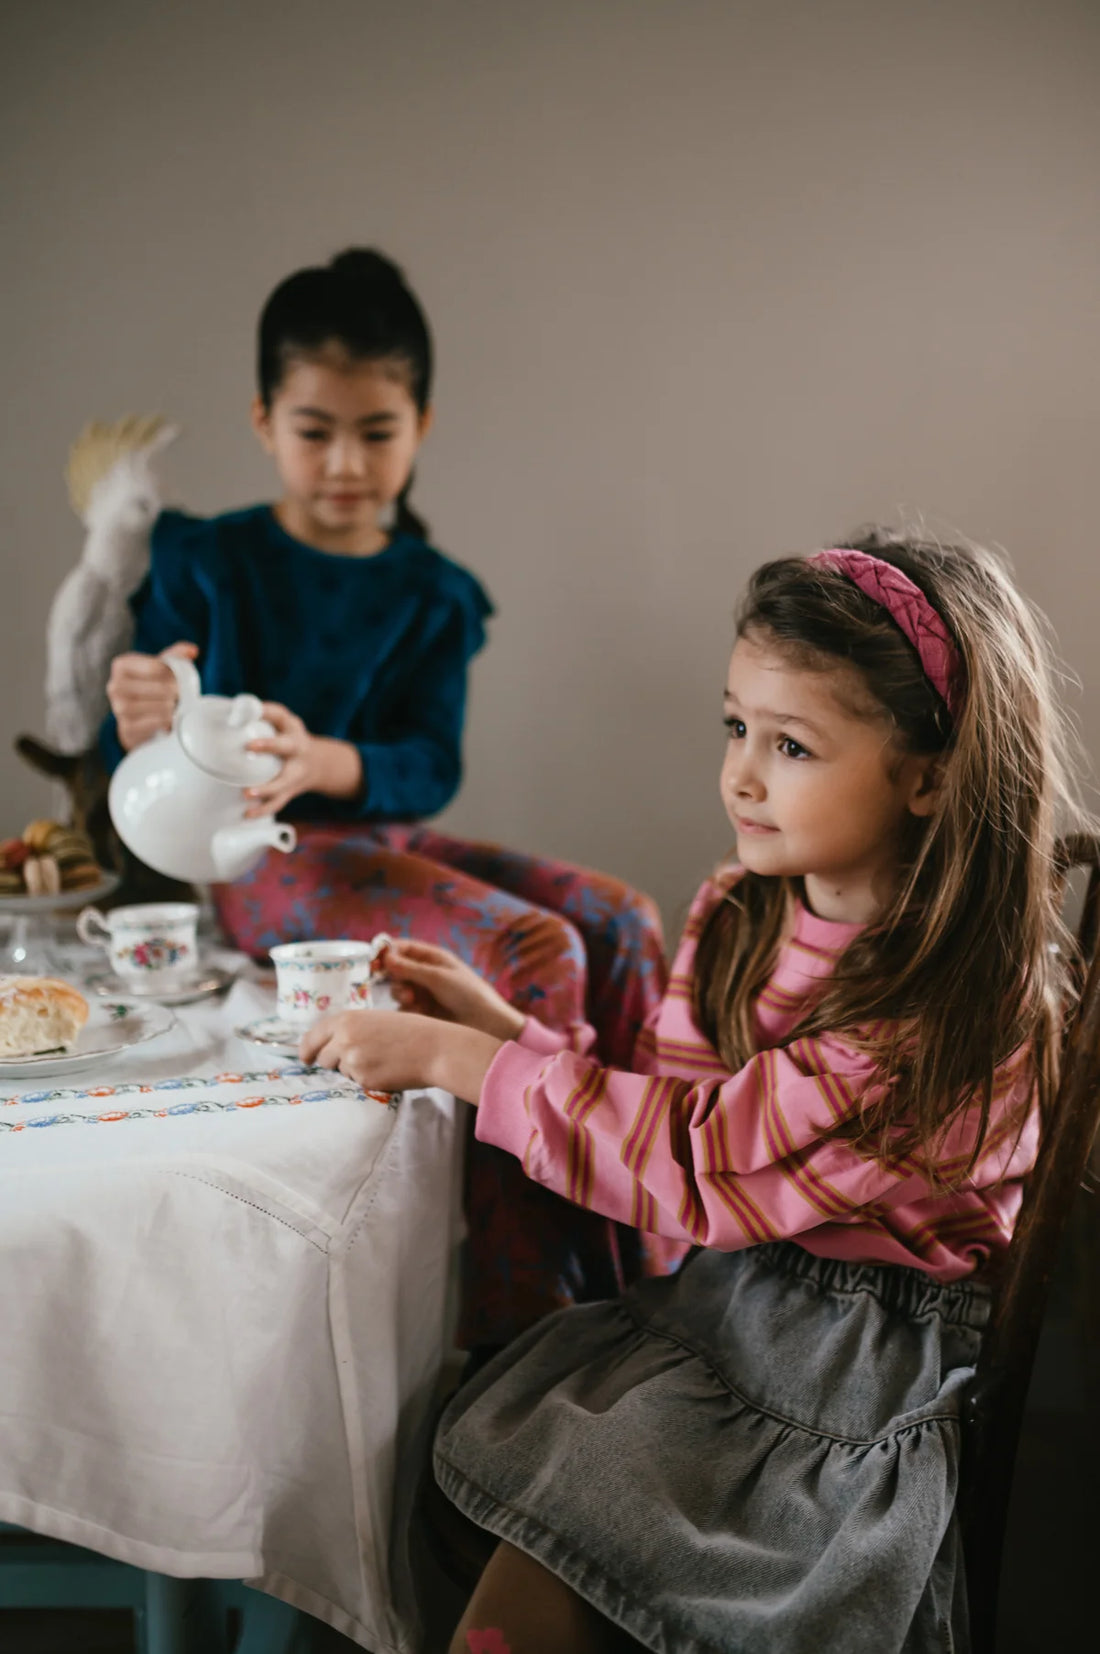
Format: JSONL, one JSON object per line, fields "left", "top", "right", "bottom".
{"left": 77, "top": 902, "right": 199, "bottom": 991}
{"left": 270, "top": 936, "right": 391, "bottom": 1028}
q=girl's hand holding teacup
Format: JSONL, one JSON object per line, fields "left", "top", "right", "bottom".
{"left": 299, "top": 1007, "right": 502, "bottom": 1105}
{"left": 300, "top": 941, "right": 524, "bottom": 1102}
{"left": 382, "top": 939, "right": 526, "bottom": 1041}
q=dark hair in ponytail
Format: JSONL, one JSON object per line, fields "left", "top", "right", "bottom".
{"left": 257, "top": 247, "right": 432, "bottom": 539}
{"left": 391, "top": 476, "right": 428, "bottom": 541}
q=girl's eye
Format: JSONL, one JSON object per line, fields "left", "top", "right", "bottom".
{"left": 297, "top": 430, "right": 329, "bottom": 444}
{"left": 723, "top": 717, "right": 746, "bottom": 739}
{"left": 365, "top": 431, "right": 394, "bottom": 445}
{"left": 778, "top": 736, "right": 811, "bottom": 759}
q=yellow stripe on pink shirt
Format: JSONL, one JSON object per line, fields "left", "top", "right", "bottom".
{"left": 477, "top": 870, "right": 1038, "bottom": 1281}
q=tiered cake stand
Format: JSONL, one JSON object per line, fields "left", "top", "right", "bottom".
{"left": 0, "top": 873, "right": 120, "bottom": 975}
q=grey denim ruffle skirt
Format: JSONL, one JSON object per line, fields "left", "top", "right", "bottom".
{"left": 434, "top": 1242, "right": 989, "bottom": 1654}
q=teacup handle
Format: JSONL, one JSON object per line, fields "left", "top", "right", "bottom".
{"left": 76, "top": 906, "right": 112, "bottom": 951}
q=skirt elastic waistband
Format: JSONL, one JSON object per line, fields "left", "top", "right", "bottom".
{"left": 743, "top": 1241, "right": 992, "bottom": 1331}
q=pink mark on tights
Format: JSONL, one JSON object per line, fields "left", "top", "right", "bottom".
{"left": 465, "top": 1630, "right": 512, "bottom": 1654}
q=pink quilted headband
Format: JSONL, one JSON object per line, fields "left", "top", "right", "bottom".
{"left": 808, "top": 549, "right": 965, "bottom": 721}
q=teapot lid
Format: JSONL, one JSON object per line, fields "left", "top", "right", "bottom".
{"left": 177, "top": 695, "right": 282, "bottom": 785}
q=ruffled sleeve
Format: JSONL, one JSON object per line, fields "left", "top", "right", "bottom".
{"left": 349, "top": 556, "right": 494, "bottom": 821}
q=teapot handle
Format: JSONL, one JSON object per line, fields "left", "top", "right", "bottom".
{"left": 163, "top": 651, "right": 202, "bottom": 713}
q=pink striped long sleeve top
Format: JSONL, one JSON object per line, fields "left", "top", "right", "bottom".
{"left": 477, "top": 873, "right": 1039, "bottom": 1281}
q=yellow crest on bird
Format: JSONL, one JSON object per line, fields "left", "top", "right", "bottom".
{"left": 65, "top": 413, "right": 171, "bottom": 518}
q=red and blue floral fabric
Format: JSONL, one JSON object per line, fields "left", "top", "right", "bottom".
{"left": 213, "top": 823, "right": 672, "bottom": 1350}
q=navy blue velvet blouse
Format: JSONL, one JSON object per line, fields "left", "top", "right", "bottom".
{"left": 100, "top": 505, "right": 493, "bottom": 822}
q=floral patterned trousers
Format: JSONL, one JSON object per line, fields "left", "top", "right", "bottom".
{"left": 213, "top": 823, "right": 671, "bottom": 1349}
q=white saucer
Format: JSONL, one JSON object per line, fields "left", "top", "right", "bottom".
{"left": 234, "top": 1015, "right": 305, "bottom": 1057}
{"left": 85, "top": 966, "right": 237, "bottom": 1006}
{"left": 0, "top": 1000, "right": 176, "bottom": 1079}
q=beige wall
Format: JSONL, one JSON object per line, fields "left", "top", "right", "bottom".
{"left": 3, "top": 0, "right": 1099, "bottom": 931}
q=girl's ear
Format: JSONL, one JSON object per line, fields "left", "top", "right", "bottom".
{"left": 416, "top": 403, "right": 435, "bottom": 442}
{"left": 906, "top": 755, "right": 946, "bottom": 819}
{"left": 251, "top": 396, "right": 275, "bottom": 453}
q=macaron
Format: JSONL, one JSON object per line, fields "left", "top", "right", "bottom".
{"left": 44, "top": 823, "right": 90, "bottom": 852}
{"left": 23, "top": 855, "right": 61, "bottom": 896}
{"left": 50, "top": 837, "right": 95, "bottom": 868}
{"left": 0, "top": 838, "right": 30, "bottom": 870}
{"left": 22, "top": 820, "right": 58, "bottom": 852}
{"left": 59, "top": 860, "right": 103, "bottom": 890}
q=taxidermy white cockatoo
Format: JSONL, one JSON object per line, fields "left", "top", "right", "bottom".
{"left": 45, "top": 415, "right": 178, "bottom": 753}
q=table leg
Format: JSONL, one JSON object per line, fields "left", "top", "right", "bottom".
{"left": 140, "top": 1572, "right": 223, "bottom": 1654}
{"left": 230, "top": 1584, "right": 313, "bottom": 1653}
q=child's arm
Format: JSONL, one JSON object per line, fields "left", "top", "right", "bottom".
{"left": 470, "top": 1037, "right": 1027, "bottom": 1249}
{"left": 106, "top": 641, "right": 199, "bottom": 752}
{"left": 242, "top": 703, "right": 364, "bottom": 817}
{"left": 486, "top": 1039, "right": 899, "bottom": 1244}
{"left": 99, "top": 511, "right": 210, "bottom": 766}
{"left": 244, "top": 595, "right": 485, "bottom": 820}
{"left": 303, "top": 1006, "right": 1007, "bottom": 1251}
{"left": 380, "top": 940, "right": 527, "bottom": 1040}
{"left": 300, "top": 1009, "right": 504, "bottom": 1105}
{"left": 289, "top": 588, "right": 486, "bottom": 823}
{"left": 383, "top": 939, "right": 598, "bottom": 1053}
{"left": 299, "top": 938, "right": 602, "bottom": 1090}
{"left": 347, "top": 578, "right": 491, "bottom": 822}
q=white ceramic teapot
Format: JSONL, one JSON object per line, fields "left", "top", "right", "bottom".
{"left": 108, "top": 655, "right": 297, "bottom": 882}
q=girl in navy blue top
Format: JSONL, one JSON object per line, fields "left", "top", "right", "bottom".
{"left": 102, "top": 502, "right": 491, "bottom": 822}
{"left": 101, "top": 249, "right": 671, "bottom": 1353}
{"left": 103, "top": 250, "right": 491, "bottom": 822}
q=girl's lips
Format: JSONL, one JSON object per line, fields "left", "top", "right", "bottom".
{"left": 735, "top": 817, "right": 779, "bottom": 835}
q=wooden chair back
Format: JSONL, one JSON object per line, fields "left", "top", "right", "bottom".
{"left": 959, "top": 833, "right": 1100, "bottom": 1652}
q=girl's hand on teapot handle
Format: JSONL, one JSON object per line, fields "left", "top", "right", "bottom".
{"left": 244, "top": 702, "right": 363, "bottom": 817}
{"left": 107, "top": 640, "right": 198, "bottom": 751}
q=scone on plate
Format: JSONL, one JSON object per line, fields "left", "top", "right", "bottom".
{"left": 0, "top": 976, "right": 90, "bottom": 1057}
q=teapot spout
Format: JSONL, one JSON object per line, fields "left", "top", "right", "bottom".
{"left": 211, "top": 819, "right": 297, "bottom": 882}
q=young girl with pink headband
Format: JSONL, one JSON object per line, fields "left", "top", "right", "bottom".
{"left": 304, "top": 527, "right": 1084, "bottom": 1653}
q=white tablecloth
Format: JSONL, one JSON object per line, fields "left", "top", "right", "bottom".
{"left": 0, "top": 961, "right": 464, "bottom": 1652}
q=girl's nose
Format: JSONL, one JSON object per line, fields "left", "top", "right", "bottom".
{"left": 326, "top": 437, "right": 367, "bottom": 477}
{"left": 728, "top": 755, "right": 765, "bottom": 802}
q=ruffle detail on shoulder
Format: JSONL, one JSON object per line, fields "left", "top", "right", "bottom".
{"left": 149, "top": 507, "right": 215, "bottom": 562}
{"left": 410, "top": 544, "right": 494, "bottom": 652}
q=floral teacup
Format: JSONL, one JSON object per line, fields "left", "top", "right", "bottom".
{"left": 77, "top": 902, "right": 199, "bottom": 990}
{"left": 269, "top": 936, "right": 391, "bottom": 1029}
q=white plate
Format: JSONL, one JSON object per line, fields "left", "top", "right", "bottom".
{"left": 85, "top": 965, "right": 237, "bottom": 1006}
{"left": 234, "top": 1015, "right": 306, "bottom": 1057}
{"left": 0, "top": 999, "right": 176, "bottom": 1079}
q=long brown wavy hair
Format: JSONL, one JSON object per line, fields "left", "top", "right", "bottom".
{"left": 693, "top": 528, "right": 1087, "bottom": 1177}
